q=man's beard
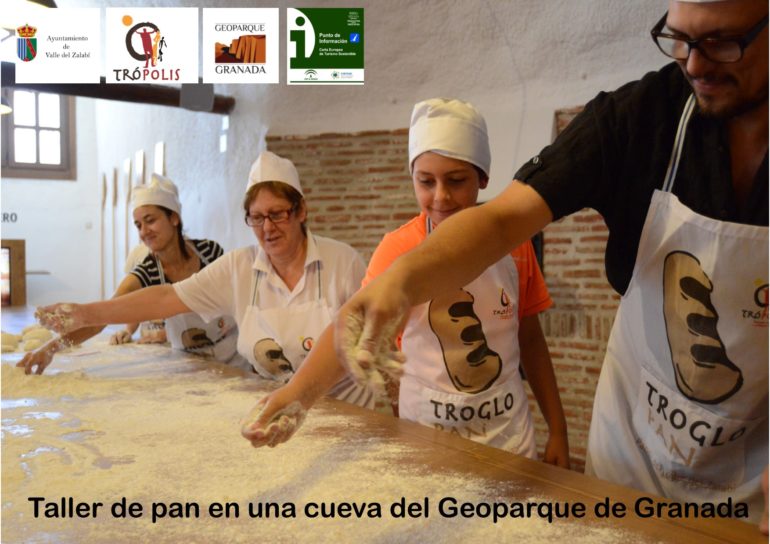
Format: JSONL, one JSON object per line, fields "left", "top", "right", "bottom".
{"left": 687, "top": 71, "right": 769, "bottom": 119}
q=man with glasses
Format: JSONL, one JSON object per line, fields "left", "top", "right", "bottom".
{"left": 333, "top": 0, "right": 768, "bottom": 530}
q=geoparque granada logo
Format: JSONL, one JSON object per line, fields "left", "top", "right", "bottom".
{"left": 213, "top": 23, "right": 267, "bottom": 74}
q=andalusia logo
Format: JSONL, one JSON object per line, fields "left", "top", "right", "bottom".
{"left": 16, "top": 24, "right": 37, "bottom": 62}
{"left": 123, "top": 15, "right": 166, "bottom": 68}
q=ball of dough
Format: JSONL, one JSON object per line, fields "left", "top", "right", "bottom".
{"left": 23, "top": 338, "right": 45, "bottom": 352}
{"left": 1, "top": 331, "right": 20, "bottom": 347}
{"left": 22, "top": 327, "right": 53, "bottom": 343}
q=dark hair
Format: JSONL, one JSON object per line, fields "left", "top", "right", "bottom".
{"left": 243, "top": 182, "right": 307, "bottom": 236}
{"left": 158, "top": 206, "right": 190, "bottom": 260}
{"left": 472, "top": 165, "right": 489, "bottom": 185}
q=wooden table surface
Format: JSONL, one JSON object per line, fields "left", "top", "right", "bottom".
{"left": 1, "top": 306, "right": 765, "bottom": 543}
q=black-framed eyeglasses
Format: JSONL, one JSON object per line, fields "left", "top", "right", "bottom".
{"left": 245, "top": 205, "right": 297, "bottom": 227}
{"left": 651, "top": 11, "right": 768, "bottom": 63}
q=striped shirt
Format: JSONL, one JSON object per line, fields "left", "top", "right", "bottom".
{"left": 130, "top": 239, "right": 224, "bottom": 287}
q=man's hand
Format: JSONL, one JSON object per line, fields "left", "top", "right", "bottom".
{"left": 333, "top": 274, "right": 410, "bottom": 394}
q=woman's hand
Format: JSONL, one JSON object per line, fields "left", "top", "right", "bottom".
{"left": 35, "top": 303, "right": 86, "bottom": 335}
{"left": 137, "top": 325, "right": 167, "bottom": 344}
{"left": 109, "top": 330, "right": 133, "bottom": 345}
{"left": 240, "top": 385, "right": 309, "bottom": 448}
{"left": 16, "top": 339, "right": 61, "bottom": 375}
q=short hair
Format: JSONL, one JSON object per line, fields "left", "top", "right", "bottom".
{"left": 243, "top": 182, "right": 307, "bottom": 235}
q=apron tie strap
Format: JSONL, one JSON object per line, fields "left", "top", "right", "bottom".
{"left": 662, "top": 94, "right": 696, "bottom": 194}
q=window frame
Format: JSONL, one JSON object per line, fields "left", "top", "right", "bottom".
{"left": 1, "top": 88, "right": 77, "bottom": 180}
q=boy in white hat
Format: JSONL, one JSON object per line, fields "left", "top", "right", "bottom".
{"left": 243, "top": 100, "right": 569, "bottom": 468}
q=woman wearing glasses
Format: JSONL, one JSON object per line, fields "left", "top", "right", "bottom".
{"left": 19, "top": 173, "right": 240, "bottom": 373}
{"left": 32, "top": 151, "right": 375, "bottom": 408}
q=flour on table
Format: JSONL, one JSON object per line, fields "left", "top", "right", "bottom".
{"left": 1, "top": 347, "right": 650, "bottom": 544}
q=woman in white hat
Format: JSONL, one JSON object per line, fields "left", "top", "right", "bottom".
{"left": 31, "top": 152, "right": 376, "bottom": 409}
{"left": 18, "top": 173, "right": 239, "bottom": 373}
{"left": 244, "top": 99, "right": 569, "bottom": 468}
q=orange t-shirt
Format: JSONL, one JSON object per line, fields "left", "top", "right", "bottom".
{"left": 363, "top": 212, "right": 552, "bottom": 321}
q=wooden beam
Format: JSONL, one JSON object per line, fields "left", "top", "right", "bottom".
{"left": 1, "top": 62, "right": 235, "bottom": 115}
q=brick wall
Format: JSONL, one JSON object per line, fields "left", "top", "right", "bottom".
{"left": 267, "top": 113, "right": 617, "bottom": 472}
{"left": 267, "top": 130, "right": 417, "bottom": 262}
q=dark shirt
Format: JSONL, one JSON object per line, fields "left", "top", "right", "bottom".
{"left": 515, "top": 62, "right": 768, "bottom": 294}
{"left": 131, "top": 239, "right": 224, "bottom": 287}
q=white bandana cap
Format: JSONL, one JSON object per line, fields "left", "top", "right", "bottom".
{"left": 408, "top": 98, "right": 491, "bottom": 177}
{"left": 246, "top": 151, "right": 304, "bottom": 196}
{"left": 131, "top": 173, "right": 182, "bottom": 215}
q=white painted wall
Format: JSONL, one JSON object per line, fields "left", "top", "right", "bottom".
{"left": 2, "top": 0, "right": 669, "bottom": 304}
{"left": 2, "top": 97, "right": 99, "bottom": 306}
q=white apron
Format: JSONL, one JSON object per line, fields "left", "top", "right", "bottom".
{"left": 158, "top": 243, "right": 239, "bottom": 363}
{"left": 399, "top": 216, "right": 536, "bottom": 456}
{"left": 586, "top": 94, "right": 768, "bottom": 520}
{"left": 237, "top": 249, "right": 375, "bottom": 408}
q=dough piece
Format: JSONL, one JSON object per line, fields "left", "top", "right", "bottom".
{"left": 2, "top": 331, "right": 20, "bottom": 353}
{"left": 429, "top": 289, "right": 502, "bottom": 393}
{"left": 663, "top": 251, "right": 743, "bottom": 404}
{"left": 23, "top": 338, "right": 45, "bottom": 352}
{"left": 22, "top": 327, "right": 53, "bottom": 343}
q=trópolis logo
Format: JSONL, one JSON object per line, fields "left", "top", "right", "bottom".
{"left": 742, "top": 279, "right": 768, "bottom": 327}
{"left": 115, "top": 14, "right": 178, "bottom": 82}
{"left": 17, "top": 24, "right": 37, "bottom": 62}
{"left": 124, "top": 16, "right": 165, "bottom": 67}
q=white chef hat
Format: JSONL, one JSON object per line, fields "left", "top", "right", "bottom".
{"left": 246, "top": 151, "right": 304, "bottom": 197}
{"left": 408, "top": 98, "right": 491, "bottom": 177}
{"left": 131, "top": 173, "right": 182, "bottom": 215}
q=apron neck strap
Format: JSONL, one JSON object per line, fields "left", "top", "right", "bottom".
{"left": 662, "top": 94, "right": 697, "bottom": 193}
{"left": 157, "top": 239, "right": 201, "bottom": 285}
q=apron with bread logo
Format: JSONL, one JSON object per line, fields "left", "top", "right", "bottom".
{"left": 238, "top": 252, "right": 376, "bottom": 408}
{"left": 586, "top": 94, "right": 768, "bottom": 514}
{"left": 399, "top": 216, "right": 536, "bottom": 456}
{"left": 158, "top": 243, "right": 239, "bottom": 363}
